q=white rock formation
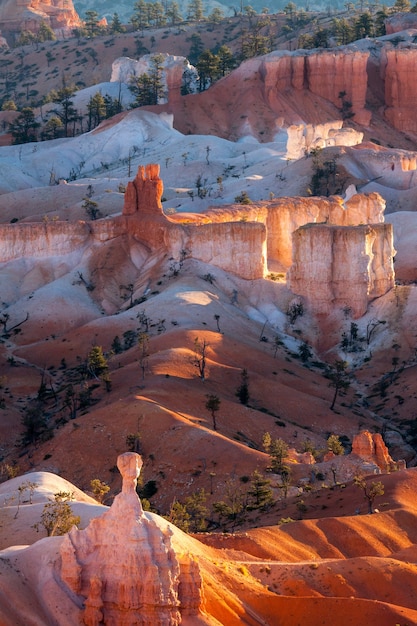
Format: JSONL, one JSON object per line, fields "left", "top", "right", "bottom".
{"left": 60, "top": 452, "right": 203, "bottom": 625}
{"left": 284, "top": 122, "right": 363, "bottom": 160}
{"left": 110, "top": 54, "right": 199, "bottom": 103}
{"left": 287, "top": 223, "right": 395, "bottom": 318}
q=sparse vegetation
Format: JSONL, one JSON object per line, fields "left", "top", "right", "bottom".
{"left": 33, "top": 491, "right": 80, "bottom": 536}
{"left": 236, "top": 369, "right": 250, "bottom": 405}
{"left": 205, "top": 393, "right": 220, "bottom": 430}
{"left": 90, "top": 478, "right": 110, "bottom": 503}
{"left": 354, "top": 475, "right": 385, "bottom": 514}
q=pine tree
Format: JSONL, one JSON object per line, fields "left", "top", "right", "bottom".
{"left": 187, "top": 0, "right": 204, "bottom": 21}
{"left": 269, "top": 438, "right": 289, "bottom": 472}
{"left": 236, "top": 369, "right": 250, "bottom": 405}
{"left": 34, "top": 492, "right": 80, "bottom": 536}
{"left": 247, "top": 470, "right": 274, "bottom": 510}
{"left": 131, "top": 0, "right": 149, "bottom": 31}
{"left": 84, "top": 10, "right": 103, "bottom": 37}
{"left": 166, "top": 1, "right": 183, "bottom": 25}
{"left": 205, "top": 394, "right": 220, "bottom": 430}
{"left": 86, "top": 346, "right": 108, "bottom": 379}
{"left": 37, "top": 21, "right": 56, "bottom": 42}
{"left": 41, "top": 116, "right": 63, "bottom": 140}
{"left": 327, "top": 360, "right": 350, "bottom": 411}
{"left": 216, "top": 45, "right": 236, "bottom": 76}
{"left": 87, "top": 92, "right": 106, "bottom": 130}
{"left": 129, "top": 54, "right": 165, "bottom": 107}
{"left": 10, "top": 108, "right": 40, "bottom": 144}
{"left": 48, "top": 83, "right": 78, "bottom": 137}
{"left": 109, "top": 13, "right": 125, "bottom": 34}
{"left": 196, "top": 50, "right": 219, "bottom": 91}
{"left": 327, "top": 434, "right": 344, "bottom": 456}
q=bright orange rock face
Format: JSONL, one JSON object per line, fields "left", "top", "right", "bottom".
{"left": 0, "top": 0, "right": 81, "bottom": 39}
{"left": 351, "top": 431, "right": 398, "bottom": 472}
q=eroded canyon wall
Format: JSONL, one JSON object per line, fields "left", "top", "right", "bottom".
{"left": 384, "top": 47, "right": 417, "bottom": 134}
{"left": 204, "top": 191, "right": 385, "bottom": 269}
{"left": 259, "top": 49, "right": 371, "bottom": 126}
{"left": 288, "top": 223, "right": 395, "bottom": 318}
{"left": 0, "top": 166, "right": 394, "bottom": 309}
{"left": 0, "top": 220, "right": 126, "bottom": 262}
{"left": 124, "top": 164, "right": 267, "bottom": 279}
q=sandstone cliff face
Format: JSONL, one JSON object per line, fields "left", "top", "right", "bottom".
{"left": 204, "top": 192, "right": 385, "bottom": 270}
{"left": 0, "top": 220, "right": 126, "bottom": 263}
{"left": 60, "top": 453, "right": 203, "bottom": 625}
{"left": 288, "top": 223, "right": 395, "bottom": 318}
{"left": 259, "top": 49, "right": 371, "bottom": 126}
{"left": 351, "top": 431, "right": 400, "bottom": 472}
{"left": 384, "top": 48, "right": 417, "bottom": 133}
{"left": 124, "top": 164, "right": 267, "bottom": 280}
{"left": 0, "top": 0, "right": 81, "bottom": 39}
{"left": 0, "top": 166, "right": 392, "bottom": 305}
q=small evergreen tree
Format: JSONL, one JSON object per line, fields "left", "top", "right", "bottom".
{"left": 84, "top": 10, "right": 103, "bottom": 37}
{"left": 236, "top": 369, "right": 250, "bottom": 405}
{"left": 90, "top": 478, "right": 110, "bottom": 503}
{"left": 37, "top": 21, "right": 56, "bottom": 42}
{"left": 327, "top": 434, "right": 344, "bottom": 456}
{"left": 354, "top": 475, "right": 384, "bottom": 514}
{"left": 167, "top": 500, "right": 190, "bottom": 532}
{"left": 183, "top": 489, "right": 208, "bottom": 532}
{"left": 87, "top": 92, "right": 106, "bottom": 130}
{"left": 129, "top": 54, "right": 165, "bottom": 107}
{"left": 86, "top": 346, "right": 108, "bottom": 379}
{"left": 109, "top": 13, "right": 125, "bottom": 34}
{"left": 327, "top": 360, "right": 350, "bottom": 411}
{"left": 205, "top": 394, "right": 220, "bottom": 430}
{"left": 10, "top": 108, "right": 40, "bottom": 144}
{"left": 34, "top": 491, "right": 80, "bottom": 536}
{"left": 20, "top": 401, "right": 51, "bottom": 445}
{"left": 269, "top": 438, "right": 289, "bottom": 472}
{"left": 41, "top": 116, "right": 63, "bottom": 140}
{"left": 82, "top": 197, "right": 101, "bottom": 220}
{"left": 247, "top": 470, "right": 274, "bottom": 510}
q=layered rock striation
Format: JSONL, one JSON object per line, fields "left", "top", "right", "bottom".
{"left": 287, "top": 222, "right": 395, "bottom": 318}
{"left": 123, "top": 164, "right": 267, "bottom": 280}
{"left": 204, "top": 191, "right": 386, "bottom": 269}
{"left": 0, "top": 165, "right": 395, "bottom": 312}
{"left": 259, "top": 49, "right": 371, "bottom": 127}
{"left": 384, "top": 47, "right": 417, "bottom": 134}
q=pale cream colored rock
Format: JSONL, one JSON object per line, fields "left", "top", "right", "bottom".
{"left": 0, "top": 167, "right": 390, "bottom": 288}
{"left": 60, "top": 452, "right": 202, "bottom": 626}
{"left": 287, "top": 223, "right": 395, "bottom": 318}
